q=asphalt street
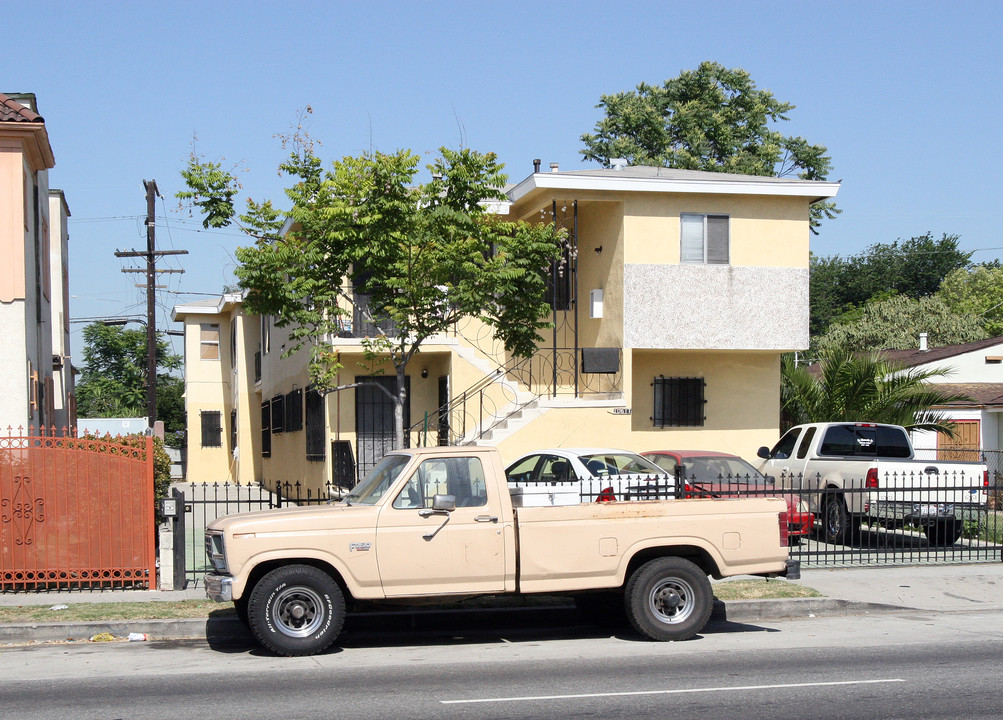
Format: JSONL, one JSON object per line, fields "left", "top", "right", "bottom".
{"left": 1, "top": 608, "right": 1001, "bottom": 719}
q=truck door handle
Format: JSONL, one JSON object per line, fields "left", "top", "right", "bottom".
{"left": 475, "top": 515, "right": 499, "bottom": 523}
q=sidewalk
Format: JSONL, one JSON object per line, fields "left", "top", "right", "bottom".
{"left": 2, "top": 563, "right": 1001, "bottom": 644}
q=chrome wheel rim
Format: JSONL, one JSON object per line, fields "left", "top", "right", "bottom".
{"left": 272, "top": 586, "right": 325, "bottom": 638}
{"left": 648, "top": 577, "right": 695, "bottom": 625}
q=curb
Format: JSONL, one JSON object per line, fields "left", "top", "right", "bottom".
{"left": 709, "top": 598, "right": 907, "bottom": 623}
{"left": 0, "top": 599, "right": 910, "bottom": 645}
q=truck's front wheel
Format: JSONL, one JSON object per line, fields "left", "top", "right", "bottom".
{"left": 625, "top": 557, "right": 713, "bottom": 641}
{"left": 247, "top": 564, "right": 346, "bottom": 656}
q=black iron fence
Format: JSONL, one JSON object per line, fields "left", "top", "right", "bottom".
{"left": 175, "top": 466, "right": 1001, "bottom": 586}
{"left": 176, "top": 480, "right": 344, "bottom": 586}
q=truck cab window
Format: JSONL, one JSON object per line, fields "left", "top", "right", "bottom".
{"left": 770, "top": 428, "right": 802, "bottom": 459}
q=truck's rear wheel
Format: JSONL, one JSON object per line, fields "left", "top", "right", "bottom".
{"left": 624, "top": 557, "right": 712, "bottom": 641}
{"left": 924, "top": 519, "right": 963, "bottom": 546}
{"left": 247, "top": 564, "right": 345, "bottom": 656}
{"left": 822, "top": 493, "right": 860, "bottom": 545}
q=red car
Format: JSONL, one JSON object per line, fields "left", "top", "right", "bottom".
{"left": 642, "top": 450, "right": 814, "bottom": 540}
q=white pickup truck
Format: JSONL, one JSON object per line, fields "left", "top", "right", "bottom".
{"left": 205, "top": 445, "right": 798, "bottom": 656}
{"left": 758, "top": 422, "right": 988, "bottom": 546}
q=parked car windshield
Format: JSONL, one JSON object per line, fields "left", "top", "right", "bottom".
{"left": 577, "top": 453, "right": 666, "bottom": 477}
{"left": 682, "top": 456, "right": 768, "bottom": 484}
{"left": 343, "top": 454, "right": 411, "bottom": 505}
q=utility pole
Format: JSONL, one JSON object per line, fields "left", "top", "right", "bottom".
{"left": 115, "top": 180, "right": 188, "bottom": 428}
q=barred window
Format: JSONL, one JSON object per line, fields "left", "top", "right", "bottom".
{"left": 653, "top": 377, "right": 705, "bottom": 427}
{"left": 271, "top": 394, "right": 285, "bottom": 434}
{"left": 200, "top": 410, "right": 223, "bottom": 447}
{"left": 261, "top": 401, "right": 271, "bottom": 458}
{"left": 305, "top": 388, "right": 325, "bottom": 461}
{"left": 285, "top": 388, "right": 303, "bottom": 432}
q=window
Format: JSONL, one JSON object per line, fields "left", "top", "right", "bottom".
{"left": 305, "top": 388, "right": 325, "bottom": 461}
{"left": 200, "top": 324, "right": 221, "bottom": 360}
{"left": 271, "top": 394, "right": 285, "bottom": 433}
{"left": 818, "top": 424, "right": 911, "bottom": 459}
{"left": 200, "top": 410, "right": 222, "bottom": 448}
{"left": 261, "top": 401, "right": 271, "bottom": 458}
{"left": 652, "top": 377, "right": 705, "bottom": 427}
{"left": 229, "top": 408, "right": 237, "bottom": 453}
{"left": 392, "top": 457, "right": 487, "bottom": 509}
{"left": 229, "top": 321, "right": 237, "bottom": 366}
{"left": 769, "top": 427, "right": 801, "bottom": 459}
{"left": 261, "top": 315, "right": 271, "bottom": 355}
{"left": 285, "top": 388, "right": 303, "bottom": 432}
{"left": 680, "top": 214, "right": 729, "bottom": 265}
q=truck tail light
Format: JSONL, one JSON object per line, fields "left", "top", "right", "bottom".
{"left": 865, "top": 468, "right": 879, "bottom": 489}
{"left": 779, "top": 511, "right": 789, "bottom": 547}
{"left": 597, "top": 487, "right": 616, "bottom": 503}
{"left": 985, "top": 471, "right": 990, "bottom": 488}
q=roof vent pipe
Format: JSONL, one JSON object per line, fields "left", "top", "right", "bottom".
{"left": 550, "top": 162, "right": 559, "bottom": 173}
{"left": 919, "top": 332, "right": 928, "bottom": 351}
{"left": 533, "top": 159, "right": 541, "bottom": 173}
{"left": 610, "top": 158, "right": 628, "bottom": 171}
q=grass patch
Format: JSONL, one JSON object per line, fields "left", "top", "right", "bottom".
{"left": 0, "top": 600, "right": 233, "bottom": 625}
{"left": 712, "top": 578, "right": 822, "bottom": 601}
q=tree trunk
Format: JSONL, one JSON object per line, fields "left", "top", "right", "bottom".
{"left": 394, "top": 365, "right": 407, "bottom": 449}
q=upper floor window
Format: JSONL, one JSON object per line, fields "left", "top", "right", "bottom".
{"left": 200, "top": 323, "right": 220, "bottom": 360}
{"left": 680, "top": 214, "right": 729, "bottom": 265}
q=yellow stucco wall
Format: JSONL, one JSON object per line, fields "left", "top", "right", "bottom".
{"left": 621, "top": 193, "right": 809, "bottom": 268}
{"left": 494, "top": 349, "right": 780, "bottom": 465}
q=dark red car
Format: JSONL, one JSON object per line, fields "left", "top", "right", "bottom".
{"left": 642, "top": 450, "right": 814, "bottom": 540}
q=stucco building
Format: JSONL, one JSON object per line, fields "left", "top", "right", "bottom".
{"left": 174, "top": 162, "right": 838, "bottom": 493}
{"left": 0, "top": 92, "right": 74, "bottom": 433}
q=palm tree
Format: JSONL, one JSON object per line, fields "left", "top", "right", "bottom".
{"left": 781, "top": 348, "right": 969, "bottom": 434}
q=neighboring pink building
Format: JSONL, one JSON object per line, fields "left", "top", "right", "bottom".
{"left": 0, "top": 92, "right": 74, "bottom": 432}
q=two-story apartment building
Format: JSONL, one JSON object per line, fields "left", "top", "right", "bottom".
{"left": 174, "top": 161, "right": 838, "bottom": 494}
{"left": 0, "top": 92, "right": 74, "bottom": 433}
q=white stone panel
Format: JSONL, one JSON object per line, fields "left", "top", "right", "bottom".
{"left": 623, "top": 264, "right": 808, "bottom": 350}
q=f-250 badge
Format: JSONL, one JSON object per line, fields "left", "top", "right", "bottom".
{"left": 349, "top": 542, "right": 371, "bottom": 552}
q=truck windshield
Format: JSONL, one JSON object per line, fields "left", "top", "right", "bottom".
{"left": 343, "top": 454, "right": 411, "bottom": 505}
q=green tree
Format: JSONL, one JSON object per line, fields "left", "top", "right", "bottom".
{"left": 810, "top": 233, "right": 972, "bottom": 338}
{"left": 180, "top": 141, "right": 564, "bottom": 448}
{"left": 814, "top": 294, "right": 987, "bottom": 354}
{"left": 938, "top": 265, "right": 1003, "bottom": 336}
{"left": 580, "top": 61, "right": 838, "bottom": 232}
{"left": 781, "top": 349, "right": 969, "bottom": 434}
{"left": 75, "top": 324, "right": 185, "bottom": 433}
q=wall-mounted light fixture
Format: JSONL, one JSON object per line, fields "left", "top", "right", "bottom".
{"left": 421, "top": 368, "right": 429, "bottom": 379}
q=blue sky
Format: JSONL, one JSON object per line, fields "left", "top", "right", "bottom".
{"left": 7, "top": 1, "right": 1003, "bottom": 359}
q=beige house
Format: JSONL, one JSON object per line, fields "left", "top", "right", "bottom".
{"left": 0, "top": 92, "right": 74, "bottom": 433}
{"left": 174, "top": 162, "right": 838, "bottom": 493}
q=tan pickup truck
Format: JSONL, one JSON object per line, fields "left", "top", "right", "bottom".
{"left": 205, "top": 445, "right": 798, "bottom": 656}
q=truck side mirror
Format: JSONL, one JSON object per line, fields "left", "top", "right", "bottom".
{"left": 757, "top": 446, "right": 771, "bottom": 460}
{"left": 432, "top": 494, "right": 456, "bottom": 512}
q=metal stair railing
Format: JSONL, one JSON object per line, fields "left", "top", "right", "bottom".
{"left": 409, "top": 356, "right": 536, "bottom": 447}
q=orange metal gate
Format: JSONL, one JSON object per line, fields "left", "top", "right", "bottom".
{"left": 0, "top": 429, "right": 156, "bottom": 590}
